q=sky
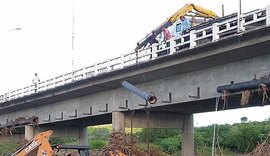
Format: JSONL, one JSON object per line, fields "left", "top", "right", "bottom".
{"left": 0, "top": 0, "right": 270, "bottom": 126}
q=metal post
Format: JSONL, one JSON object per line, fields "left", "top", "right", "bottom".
{"left": 222, "top": 4, "right": 225, "bottom": 17}
{"left": 237, "top": 0, "right": 242, "bottom": 33}
{"left": 151, "top": 44, "right": 158, "bottom": 60}
{"left": 212, "top": 23, "right": 219, "bottom": 41}
{"left": 169, "top": 37, "right": 175, "bottom": 54}
{"left": 189, "top": 30, "right": 196, "bottom": 48}
{"left": 266, "top": 5, "right": 270, "bottom": 26}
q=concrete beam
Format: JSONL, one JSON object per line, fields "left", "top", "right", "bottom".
{"left": 125, "top": 111, "right": 183, "bottom": 128}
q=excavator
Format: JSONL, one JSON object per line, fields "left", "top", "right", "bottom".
{"left": 11, "top": 130, "right": 54, "bottom": 156}
{"left": 135, "top": 3, "right": 218, "bottom": 51}
{"left": 11, "top": 130, "right": 90, "bottom": 156}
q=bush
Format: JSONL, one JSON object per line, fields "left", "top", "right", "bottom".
{"left": 49, "top": 137, "right": 78, "bottom": 145}
{"left": 159, "top": 137, "right": 181, "bottom": 154}
{"left": 221, "top": 122, "right": 270, "bottom": 153}
{"left": 137, "top": 128, "right": 180, "bottom": 144}
{"left": 90, "top": 139, "right": 107, "bottom": 150}
{"left": 88, "top": 127, "right": 111, "bottom": 140}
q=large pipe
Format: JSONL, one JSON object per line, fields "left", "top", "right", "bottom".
{"left": 217, "top": 79, "right": 270, "bottom": 93}
{"left": 121, "top": 81, "right": 157, "bottom": 104}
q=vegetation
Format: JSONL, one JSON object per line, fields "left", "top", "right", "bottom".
{"left": 0, "top": 121, "right": 269, "bottom": 155}
{"left": 0, "top": 142, "right": 18, "bottom": 156}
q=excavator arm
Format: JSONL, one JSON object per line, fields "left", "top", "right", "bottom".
{"left": 12, "top": 130, "right": 53, "bottom": 156}
{"left": 135, "top": 3, "right": 218, "bottom": 51}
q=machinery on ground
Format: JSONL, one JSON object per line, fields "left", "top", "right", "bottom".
{"left": 135, "top": 3, "right": 218, "bottom": 51}
{"left": 11, "top": 130, "right": 53, "bottom": 156}
{"left": 11, "top": 130, "right": 90, "bottom": 156}
{"left": 52, "top": 144, "right": 90, "bottom": 156}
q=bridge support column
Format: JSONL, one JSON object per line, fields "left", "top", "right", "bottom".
{"left": 182, "top": 113, "right": 194, "bottom": 156}
{"left": 79, "top": 127, "right": 88, "bottom": 145}
{"left": 112, "top": 111, "right": 125, "bottom": 132}
{"left": 25, "top": 125, "right": 35, "bottom": 140}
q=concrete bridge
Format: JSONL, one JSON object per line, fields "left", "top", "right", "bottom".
{"left": 1, "top": 6, "right": 270, "bottom": 155}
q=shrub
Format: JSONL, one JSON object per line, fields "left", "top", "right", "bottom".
{"left": 88, "top": 127, "right": 110, "bottom": 140}
{"left": 159, "top": 137, "right": 181, "bottom": 154}
{"left": 90, "top": 139, "right": 107, "bottom": 150}
{"left": 49, "top": 137, "right": 78, "bottom": 145}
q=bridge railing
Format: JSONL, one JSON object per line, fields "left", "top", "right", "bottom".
{"left": 0, "top": 6, "right": 269, "bottom": 103}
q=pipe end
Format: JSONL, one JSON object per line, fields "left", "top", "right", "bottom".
{"left": 148, "top": 95, "right": 157, "bottom": 104}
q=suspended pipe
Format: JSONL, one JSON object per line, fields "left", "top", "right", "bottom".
{"left": 217, "top": 79, "right": 270, "bottom": 93}
{"left": 121, "top": 81, "right": 157, "bottom": 104}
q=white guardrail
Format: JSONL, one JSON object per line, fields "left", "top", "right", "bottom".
{"left": 1, "top": 6, "right": 269, "bottom": 103}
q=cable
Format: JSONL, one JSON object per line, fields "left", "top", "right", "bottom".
{"left": 211, "top": 94, "right": 221, "bottom": 156}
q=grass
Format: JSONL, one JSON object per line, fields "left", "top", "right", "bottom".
{"left": 0, "top": 142, "right": 18, "bottom": 156}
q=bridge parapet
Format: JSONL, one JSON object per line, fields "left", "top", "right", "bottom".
{"left": 0, "top": 6, "right": 269, "bottom": 103}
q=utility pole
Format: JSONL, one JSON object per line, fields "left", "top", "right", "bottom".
{"left": 71, "top": 0, "right": 75, "bottom": 81}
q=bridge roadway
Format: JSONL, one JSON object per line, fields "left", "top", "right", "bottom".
{"left": 1, "top": 9, "right": 270, "bottom": 156}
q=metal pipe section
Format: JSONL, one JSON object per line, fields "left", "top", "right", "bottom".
{"left": 217, "top": 79, "right": 270, "bottom": 93}
{"left": 121, "top": 81, "right": 157, "bottom": 104}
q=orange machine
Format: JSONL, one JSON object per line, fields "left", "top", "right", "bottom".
{"left": 109, "top": 150, "right": 126, "bottom": 156}
{"left": 11, "top": 130, "right": 53, "bottom": 156}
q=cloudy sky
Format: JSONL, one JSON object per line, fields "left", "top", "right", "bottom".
{"left": 0, "top": 0, "right": 270, "bottom": 126}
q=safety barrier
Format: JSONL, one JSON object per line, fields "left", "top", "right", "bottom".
{"left": 0, "top": 6, "right": 269, "bottom": 103}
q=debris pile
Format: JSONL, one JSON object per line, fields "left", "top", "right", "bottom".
{"left": 102, "top": 130, "right": 137, "bottom": 156}
{"left": 101, "top": 130, "right": 165, "bottom": 156}
{"left": 247, "top": 136, "right": 270, "bottom": 156}
{"left": 0, "top": 116, "right": 38, "bottom": 135}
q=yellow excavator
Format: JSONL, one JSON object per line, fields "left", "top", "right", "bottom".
{"left": 135, "top": 3, "right": 218, "bottom": 51}
{"left": 11, "top": 130, "right": 90, "bottom": 156}
{"left": 11, "top": 130, "right": 54, "bottom": 156}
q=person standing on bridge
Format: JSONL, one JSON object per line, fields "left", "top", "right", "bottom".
{"left": 179, "top": 16, "right": 191, "bottom": 35}
{"left": 32, "top": 73, "right": 40, "bottom": 93}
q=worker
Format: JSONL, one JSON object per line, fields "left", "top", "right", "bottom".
{"left": 147, "top": 30, "right": 159, "bottom": 47}
{"left": 32, "top": 73, "right": 40, "bottom": 93}
{"left": 162, "top": 26, "right": 172, "bottom": 42}
{"left": 136, "top": 30, "right": 158, "bottom": 53}
{"left": 145, "top": 30, "right": 159, "bottom": 59}
{"left": 172, "top": 16, "right": 191, "bottom": 38}
{"left": 179, "top": 16, "right": 191, "bottom": 35}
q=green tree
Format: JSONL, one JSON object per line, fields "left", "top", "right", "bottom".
{"left": 222, "top": 122, "right": 269, "bottom": 152}
{"left": 240, "top": 116, "right": 248, "bottom": 123}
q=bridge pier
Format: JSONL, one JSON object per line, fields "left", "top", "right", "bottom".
{"left": 78, "top": 127, "right": 88, "bottom": 145}
{"left": 112, "top": 111, "right": 125, "bottom": 132}
{"left": 182, "top": 113, "right": 195, "bottom": 156}
{"left": 25, "top": 125, "right": 35, "bottom": 141}
{"left": 112, "top": 111, "right": 194, "bottom": 155}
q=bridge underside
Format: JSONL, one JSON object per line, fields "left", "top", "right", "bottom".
{"left": 34, "top": 90, "right": 269, "bottom": 127}
{"left": 0, "top": 27, "right": 270, "bottom": 130}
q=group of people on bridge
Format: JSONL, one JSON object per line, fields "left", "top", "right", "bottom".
{"left": 147, "top": 16, "right": 191, "bottom": 48}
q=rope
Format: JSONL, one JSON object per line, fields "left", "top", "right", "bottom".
{"left": 211, "top": 94, "right": 221, "bottom": 156}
